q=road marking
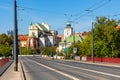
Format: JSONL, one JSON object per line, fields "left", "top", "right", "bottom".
{"left": 53, "top": 61, "right": 120, "bottom": 78}
{"left": 29, "top": 59, "right": 80, "bottom": 80}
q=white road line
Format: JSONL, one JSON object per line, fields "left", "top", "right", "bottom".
{"left": 54, "top": 61, "right": 120, "bottom": 78}
{"left": 29, "top": 59, "right": 80, "bottom": 80}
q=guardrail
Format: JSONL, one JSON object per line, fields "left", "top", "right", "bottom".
{"left": 0, "top": 58, "right": 9, "bottom": 67}
{"left": 87, "top": 57, "right": 120, "bottom": 63}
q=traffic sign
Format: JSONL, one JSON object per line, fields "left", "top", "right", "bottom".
{"left": 73, "top": 48, "right": 77, "bottom": 53}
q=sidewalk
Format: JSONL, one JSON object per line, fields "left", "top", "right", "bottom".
{"left": 0, "top": 61, "right": 23, "bottom": 80}
{"left": 64, "top": 59, "right": 120, "bottom": 68}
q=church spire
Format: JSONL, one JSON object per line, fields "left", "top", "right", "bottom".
{"left": 30, "top": 22, "right": 33, "bottom": 26}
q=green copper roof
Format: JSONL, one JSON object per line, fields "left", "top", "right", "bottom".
{"left": 30, "top": 22, "right": 33, "bottom": 26}
{"left": 66, "top": 35, "right": 82, "bottom": 43}
{"left": 38, "top": 24, "right": 48, "bottom": 31}
{"left": 60, "top": 35, "right": 83, "bottom": 44}
{"left": 65, "top": 22, "right": 72, "bottom": 28}
{"left": 29, "top": 23, "right": 49, "bottom": 31}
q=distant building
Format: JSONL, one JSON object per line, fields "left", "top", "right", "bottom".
{"left": 18, "top": 22, "right": 60, "bottom": 49}
{"left": 18, "top": 35, "right": 28, "bottom": 47}
{"left": 64, "top": 22, "right": 73, "bottom": 39}
{"left": 27, "top": 22, "right": 56, "bottom": 48}
{"left": 7, "top": 30, "right": 13, "bottom": 36}
{"left": 58, "top": 23, "right": 83, "bottom": 52}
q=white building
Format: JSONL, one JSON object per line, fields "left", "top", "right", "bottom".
{"left": 58, "top": 23, "right": 83, "bottom": 52}
{"left": 27, "top": 22, "right": 57, "bottom": 48}
{"left": 64, "top": 22, "right": 73, "bottom": 40}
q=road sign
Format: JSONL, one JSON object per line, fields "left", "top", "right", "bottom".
{"left": 64, "top": 48, "right": 68, "bottom": 53}
{"left": 73, "top": 48, "right": 77, "bottom": 53}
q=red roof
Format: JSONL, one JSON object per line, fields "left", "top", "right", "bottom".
{"left": 55, "top": 36, "right": 61, "bottom": 39}
{"left": 18, "top": 35, "right": 28, "bottom": 41}
{"left": 116, "top": 26, "right": 120, "bottom": 29}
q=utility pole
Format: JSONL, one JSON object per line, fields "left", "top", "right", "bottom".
{"left": 14, "top": 0, "right": 18, "bottom": 71}
{"left": 92, "top": 22, "right": 94, "bottom": 63}
{"left": 73, "top": 30, "right": 75, "bottom": 59}
{"left": 64, "top": 39, "right": 67, "bottom": 59}
{"left": 85, "top": 9, "right": 94, "bottom": 63}
{"left": 73, "top": 30, "right": 75, "bottom": 46}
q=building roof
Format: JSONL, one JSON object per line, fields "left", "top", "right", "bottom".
{"left": 29, "top": 23, "right": 49, "bottom": 32}
{"left": 57, "top": 34, "right": 64, "bottom": 41}
{"left": 60, "top": 35, "right": 83, "bottom": 44}
{"left": 66, "top": 35, "right": 82, "bottom": 43}
{"left": 18, "top": 35, "right": 28, "bottom": 41}
{"left": 37, "top": 23, "right": 49, "bottom": 31}
{"left": 116, "top": 26, "right": 120, "bottom": 29}
{"left": 55, "top": 36, "right": 61, "bottom": 39}
{"left": 65, "top": 22, "right": 72, "bottom": 28}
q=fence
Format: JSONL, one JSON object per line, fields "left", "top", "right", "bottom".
{"left": 87, "top": 57, "right": 120, "bottom": 63}
{"left": 0, "top": 58, "right": 9, "bottom": 67}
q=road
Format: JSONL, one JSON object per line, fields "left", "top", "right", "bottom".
{"left": 20, "top": 56, "right": 120, "bottom": 80}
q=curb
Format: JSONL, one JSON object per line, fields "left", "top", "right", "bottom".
{"left": 19, "top": 60, "right": 26, "bottom": 80}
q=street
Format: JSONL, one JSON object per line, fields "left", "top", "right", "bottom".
{"left": 20, "top": 56, "right": 120, "bottom": 80}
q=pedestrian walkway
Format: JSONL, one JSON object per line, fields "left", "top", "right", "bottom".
{"left": 65, "top": 59, "right": 120, "bottom": 68}
{"left": 0, "top": 61, "right": 23, "bottom": 80}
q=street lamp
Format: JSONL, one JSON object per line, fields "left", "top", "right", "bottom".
{"left": 14, "top": 0, "right": 19, "bottom": 71}
{"left": 85, "top": 9, "right": 94, "bottom": 63}
{"left": 64, "top": 39, "right": 67, "bottom": 59}
{"left": 92, "top": 22, "right": 94, "bottom": 63}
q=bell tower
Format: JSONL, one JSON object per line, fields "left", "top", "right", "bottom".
{"left": 64, "top": 22, "right": 73, "bottom": 40}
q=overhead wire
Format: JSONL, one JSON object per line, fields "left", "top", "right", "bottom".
{"left": 17, "top": 6, "right": 67, "bottom": 16}
{"left": 72, "top": 0, "right": 104, "bottom": 17}
{"left": 72, "top": 0, "right": 112, "bottom": 21}
{"left": 17, "top": 0, "right": 112, "bottom": 31}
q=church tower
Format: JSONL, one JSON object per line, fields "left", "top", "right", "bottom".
{"left": 64, "top": 22, "right": 73, "bottom": 40}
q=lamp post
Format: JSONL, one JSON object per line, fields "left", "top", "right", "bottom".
{"left": 14, "top": 0, "right": 19, "bottom": 71}
{"left": 64, "top": 39, "right": 67, "bottom": 59}
{"left": 86, "top": 9, "right": 94, "bottom": 63}
{"left": 92, "top": 22, "right": 94, "bottom": 63}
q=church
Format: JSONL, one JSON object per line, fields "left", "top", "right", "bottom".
{"left": 18, "top": 22, "right": 60, "bottom": 49}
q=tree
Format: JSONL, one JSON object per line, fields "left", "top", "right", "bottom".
{"left": 72, "top": 16, "right": 120, "bottom": 58}
{"left": 0, "top": 44, "right": 12, "bottom": 57}
{"left": 0, "top": 34, "right": 13, "bottom": 57}
{"left": 0, "top": 34, "right": 8, "bottom": 45}
{"left": 19, "top": 47, "right": 33, "bottom": 55}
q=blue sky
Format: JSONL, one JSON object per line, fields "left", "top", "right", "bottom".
{"left": 0, "top": 0, "right": 120, "bottom": 34}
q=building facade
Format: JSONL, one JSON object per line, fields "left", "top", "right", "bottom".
{"left": 64, "top": 22, "right": 73, "bottom": 40}
{"left": 27, "top": 22, "right": 58, "bottom": 48}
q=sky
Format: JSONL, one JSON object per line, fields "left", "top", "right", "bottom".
{"left": 0, "top": 0, "right": 120, "bottom": 34}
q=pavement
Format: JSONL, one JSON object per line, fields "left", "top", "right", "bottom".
{"left": 70, "top": 60, "right": 120, "bottom": 68}
{"left": 0, "top": 57, "right": 120, "bottom": 80}
{"left": 0, "top": 60, "right": 25, "bottom": 80}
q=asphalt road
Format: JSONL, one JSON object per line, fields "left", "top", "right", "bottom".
{"left": 20, "top": 56, "right": 120, "bottom": 80}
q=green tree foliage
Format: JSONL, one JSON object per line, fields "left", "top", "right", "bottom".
{"left": 80, "top": 33, "right": 92, "bottom": 56}
{"left": 0, "top": 34, "right": 13, "bottom": 46}
{"left": 0, "top": 34, "right": 13, "bottom": 57}
{"left": 83, "top": 16, "right": 120, "bottom": 57}
{"left": 93, "top": 16, "right": 118, "bottom": 57}
{"left": 68, "top": 16, "right": 120, "bottom": 58}
{"left": 0, "top": 44, "right": 12, "bottom": 57}
{"left": 38, "top": 46, "right": 56, "bottom": 56}
{"left": 19, "top": 47, "right": 33, "bottom": 55}
{"left": 67, "top": 41, "right": 82, "bottom": 57}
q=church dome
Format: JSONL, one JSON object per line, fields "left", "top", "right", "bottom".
{"left": 66, "top": 22, "right": 71, "bottom": 28}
